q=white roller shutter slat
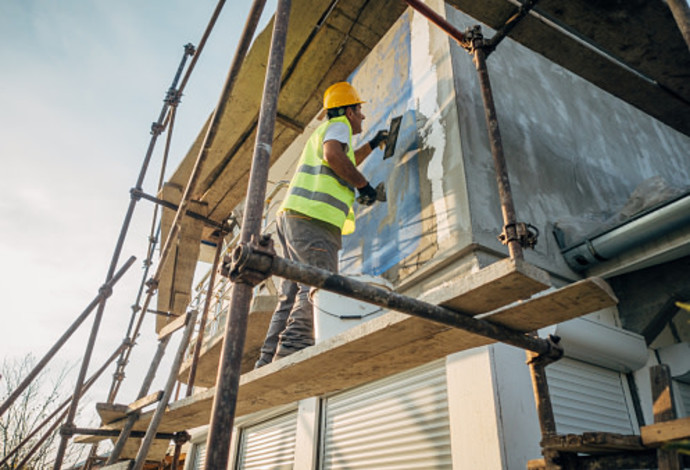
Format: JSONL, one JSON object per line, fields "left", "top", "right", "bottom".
{"left": 190, "top": 441, "right": 206, "bottom": 470}
{"left": 237, "top": 411, "right": 298, "bottom": 469}
{"left": 322, "top": 363, "right": 451, "bottom": 469}
{"left": 676, "top": 381, "right": 690, "bottom": 417}
{"left": 547, "top": 357, "right": 636, "bottom": 435}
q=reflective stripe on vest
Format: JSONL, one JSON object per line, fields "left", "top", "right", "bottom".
{"left": 280, "top": 116, "right": 356, "bottom": 234}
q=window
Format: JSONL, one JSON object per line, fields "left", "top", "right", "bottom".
{"left": 321, "top": 363, "right": 451, "bottom": 469}
{"left": 547, "top": 357, "right": 637, "bottom": 434}
{"left": 235, "top": 411, "right": 298, "bottom": 469}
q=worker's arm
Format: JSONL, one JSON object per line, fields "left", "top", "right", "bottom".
{"left": 354, "top": 143, "right": 374, "bottom": 165}
{"left": 323, "top": 140, "right": 368, "bottom": 189}
{"left": 353, "top": 130, "right": 388, "bottom": 165}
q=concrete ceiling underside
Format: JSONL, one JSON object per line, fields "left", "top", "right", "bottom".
{"left": 158, "top": 0, "right": 690, "bottom": 320}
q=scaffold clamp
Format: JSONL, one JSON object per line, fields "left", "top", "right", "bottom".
{"left": 498, "top": 222, "right": 539, "bottom": 249}
{"left": 222, "top": 234, "right": 275, "bottom": 286}
{"left": 527, "top": 334, "right": 563, "bottom": 366}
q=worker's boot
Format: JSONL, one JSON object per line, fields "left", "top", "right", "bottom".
{"left": 254, "top": 354, "right": 273, "bottom": 369}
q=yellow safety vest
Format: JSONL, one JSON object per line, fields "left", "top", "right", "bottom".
{"left": 280, "top": 116, "right": 356, "bottom": 234}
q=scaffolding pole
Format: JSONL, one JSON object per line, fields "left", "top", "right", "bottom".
{"left": 227, "top": 242, "right": 562, "bottom": 358}
{"left": 204, "top": 0, "right": 289, "bottom": 468}
{"left": 0, "top": 343, "right": 126, "bottom": 469}
{"left": 104, "top": 0, "right": 237, "bottom": 406}
{"left": 50, "top": 37, "right": 198, "bottom": 470}
{"left": 404, "top": 0, "right": 538, "bottom": 259}
{"left": 187, "top": 239, "right": 226, "bottom": 393}
{"left": 0, "top": 256, "right": 135, "bottom": 419}
{"left": 131, "top": 311, "right": 197, "bottom": 470}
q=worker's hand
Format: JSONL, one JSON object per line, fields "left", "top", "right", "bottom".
{"left": 356, "top": 183, "right": 378, "bottom": 206}
{"left": 368, "top": 130, "right": 389, "bottom": 150}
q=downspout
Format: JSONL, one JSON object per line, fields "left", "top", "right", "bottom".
{"left": 560, "top": 191, "right": 690, "bottom": 272}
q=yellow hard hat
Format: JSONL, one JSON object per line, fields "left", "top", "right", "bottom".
{"left": 323, "top": 82, "right": 365, "bottom": 109}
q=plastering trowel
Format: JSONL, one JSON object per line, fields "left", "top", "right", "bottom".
{"left": 383, "top": 115, "right": 402, "bottom": 160}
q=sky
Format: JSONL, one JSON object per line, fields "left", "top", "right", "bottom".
{"left": 0, "top": 0, "right": 276, "bottom": 428}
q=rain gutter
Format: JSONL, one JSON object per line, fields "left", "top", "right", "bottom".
{"left": 560, "top": 191, "right": 690, "bottom": 272}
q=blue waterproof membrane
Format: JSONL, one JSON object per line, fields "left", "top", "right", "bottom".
{"left": 340, "top": 14, "right": 423, "bottom": 276}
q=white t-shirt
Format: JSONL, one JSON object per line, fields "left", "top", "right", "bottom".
{"left": 323, "top": 121, "right": 350, "bottom": 152}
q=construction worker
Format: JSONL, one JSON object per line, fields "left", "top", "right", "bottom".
{"left": 255, "top": 82, "right": 388, "bottom": 367}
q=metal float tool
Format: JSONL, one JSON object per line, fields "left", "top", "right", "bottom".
{"left": 383, "top": 115, "right": 402, "bottom": 159}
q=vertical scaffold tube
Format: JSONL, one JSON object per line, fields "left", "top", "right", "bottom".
{"left": 204, "top": 0, "right": 291, "bottom": 468}
{"left": 187, "top": 239, "right": 225, "bottom": 393}
{"left": 473, "top": 45, "right": 523, "bottom": 260}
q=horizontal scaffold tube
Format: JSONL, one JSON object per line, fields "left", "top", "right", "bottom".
{"left": 230, "top": 243, "right": 561, "bottom": 359}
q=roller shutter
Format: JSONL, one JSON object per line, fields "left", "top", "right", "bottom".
{"left": 236, "top": 411, "right": 298, "bottom": 469}
{"left": 547, "top": 357, "right": 636, "bottom": 434}
{"left": 322, "top": 362, "right": 451, "bottom": 469}
{"left": 189, "top": 440, "right": 206, "bottom": 470}
{"left": 676, "top": 381, "right": 690, "bottom": 417}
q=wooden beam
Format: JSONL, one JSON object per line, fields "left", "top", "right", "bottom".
{"left": 541, "top": 432, "right": 645, "bottom": 453}
{"left": 95, "top": 273, "right": 614, "bottom": 433}
{"left": 157, "top": 311, "right": 189, "bottom": 341}
{"left": 650, "top": 364, "right": 684, "bottom": 470}
{"left": 641, "top": 416, "right": 690, "bottom": 447}
{"left": 128, "top": 391, "right": 163, "bottom": 413}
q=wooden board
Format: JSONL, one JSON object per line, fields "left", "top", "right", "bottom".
{"left": 156, "top": 183, "right": 206, "bottom": 332}
{"left": 541, "top": 432, "right": 645, "bottom": 453}
{"left": 103, "top": 272, "right": 615, "bottom": 433}
{"left": 480, "top": 277, "right": 617, "bottom": 332}
{"left": 641, "top": 416, "right": 690, "bottom": 447}
{"left": 96, "top": 403, "right": 130, "bottom": 425}
{"left": 177, "top": 294, "right": 277, "bottom": 387}
{"left": 101, "top": 461, "right": 132, "bottom": 470}
{"left": 178, "top": 257, "right": 549, "bottom": 388}
{"left": 423, "top": 257, "right": 551, "bottom": 314}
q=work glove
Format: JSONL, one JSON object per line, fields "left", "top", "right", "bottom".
{"left": 368, "top": 130, "right": 389, "bottom": 149}
{"left": 356, "top": 183, "right": 378, "bottom": 206}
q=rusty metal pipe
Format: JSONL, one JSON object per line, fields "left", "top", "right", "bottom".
{"left": 404, "top": 0, "right": 468, "bottom": 46}
{"left": 526, "top": 350, "right": 558, "bottom": 438}
{"left": 205, "top": 0, "right": 290, "bottom": 468}
{"left": 72, "top": 428, "right": 177, "bottom": 440}
{"left": 235, "top": 245, "right": 560, "bottom": 358}
{"left": 106, "top": 108, "right": 179, "bottom": 405}
{"left": 486, "top": 0, "right": 540, "bottom": 52}
{"left": 107, "top": 328, "right": 172, "bottom": 463}
{"left": 404, "top": 1, "right": 526, "bottom": 258}
{"left": 0, "top": 343, "right": 126, "bottom": 469}
{"left": 51, "top": 41, "right": 194, "bottom": 470}
{"left": 175, "top": 2, "right": 226, "bottom": 107}
{"left": 132, "top": 189, "right": 229, "bottom": 231}
{"left": 149, "top": 0, "right": 265, "bottom": 324}
{"left": 132, "top": 311, "right": 197, "bottom": 470}
{"left": 0, "top": 256, "right": 135, "bottom": 419}
{"left": 187, "top": 239, "right": 225, "bottom": 394}
{"left": 473, "top": 44, "right": 524, "bottom": 260}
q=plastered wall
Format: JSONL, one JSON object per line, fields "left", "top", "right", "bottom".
{"left": 445, "top": 4, "right": 690, "bottom": 280}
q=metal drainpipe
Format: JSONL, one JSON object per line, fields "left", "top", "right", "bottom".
{"left": 560, "top": 192, "right": 690, "bottom": 272}
{"left": 204, "top": 0, "right": 291, "bottom": 468}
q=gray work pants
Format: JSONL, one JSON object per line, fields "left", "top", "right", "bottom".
{"left": 255, "top": 210, "right": 340, "bottom": 367}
